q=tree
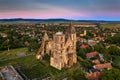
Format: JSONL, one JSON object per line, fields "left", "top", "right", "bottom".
{"left": 105, "top": 34, "right": 120, "bottom": 45}
{"left": 72, "top": 69, "right": 87, "bottom": 80}
{"left": 28, "top": 38, "right": 40, "bottom": 52}
{"left": 93, "top": 43, "right": 105, "bottom": 53}
{"left": 108, "top": 46, "right": 120, "bottom": 56}
{"left": 101, "top": 68, "right": 120, "bottom": 80}
{"left": 77, "top": 49, "right": 86, "bottom": 59}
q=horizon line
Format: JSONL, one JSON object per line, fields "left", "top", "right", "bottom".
{"left": 0, "top": 18, "right": 120, "bottom": 21}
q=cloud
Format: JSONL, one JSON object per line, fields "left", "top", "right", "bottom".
{"left": 0, "top": 0, "right": 120, "bottom": 20}
{"left": 0, "top": 0, "right": 120, "bottom": 12}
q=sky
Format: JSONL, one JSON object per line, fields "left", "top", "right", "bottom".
{"left": 0, "top": 0, "right": 120, "bottom": 21}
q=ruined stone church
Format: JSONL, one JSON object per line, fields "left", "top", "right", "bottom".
{"left": 36, "top": 23, "right": 77, "bottom": 70}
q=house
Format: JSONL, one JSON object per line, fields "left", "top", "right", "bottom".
{"left": 86, "top": 51, "right": 98, "bottom": 58}
{"left": 80, "top": 30, "right": 87, "bottom": 37}
{"left": 88, "top": 39, "right": 97, "bottom": 46}
{"left": 94, "top": 36, "right": 104, "bottom": 41}
{"left": 111, "top": 33, "right": 116, "bottom": 37}
{"left": 24, "top": 41, "right": 29, "bottom": 46}
{"left": 86, "top": 72, "right": 102, "bottom": 80}
{"left": 80, "top": 44, "right": 89, "bottom": 49}
{"left": 92, "top": 59, "right": 100, "bottom": 64}
{"left": 103, "top": 32, "right": 108, "bottom": 36}
{"left": 1, "top": 33, "right": 7, "bottom": 38}
{"left": 93, "top": 63, "right": 112, "bottom": 70}
{"left": 77, "top": 37, "right": 87, "bottom": 43}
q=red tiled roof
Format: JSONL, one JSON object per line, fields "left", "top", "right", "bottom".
{"left": 1, "top": 34, "right": 7, "bottom": 38}
{"left": 92, "top": 59, "right": 100, "bottom": 64}
{"left": 93, "top": 63, "right": 112, "bottom": 70}
{"left": 80, "top": 44, "right": 89, "bottom": 49}
{"left": 90, "top": 42, "right": 97, "bottom": 46}
{"left": 24, "top": 41, "right": 29, "bottom": 46}
{"left": 86, "top": 72, "right": 102, "bottom": 80}
{"left": 95, "top": 36, "right": 104, "bottom": 40}
{"left": 86, "top": 51, "right": 98, "bottom": 58}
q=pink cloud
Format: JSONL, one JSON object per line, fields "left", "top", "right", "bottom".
{"left": 0, "top": 6, "right": 88, "bottom": 19}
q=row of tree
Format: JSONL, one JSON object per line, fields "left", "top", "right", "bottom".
{"left": 105, "top": 34, "right": 120, "bottom": 45}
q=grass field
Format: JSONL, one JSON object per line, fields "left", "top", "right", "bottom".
{"left": 0, "top": 54, "right": 60, "bottom": 79}
{"left": 0, "top": 47, "right": 34, "bottom": 60}
{"left": 100, "top": 23, "right": 120, "bottom": 29}
{"left": 0, "top": 48, "right": 60, "bottom": 79}
{"left": 0, "top": 54, "right": 84, "bottom": 79}
{"left": 0, "top": 48, "right": 85, "bottom": 79}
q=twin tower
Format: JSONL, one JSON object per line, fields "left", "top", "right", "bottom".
{"left": 36, "top": 23, "right": 77, "bottom": 70}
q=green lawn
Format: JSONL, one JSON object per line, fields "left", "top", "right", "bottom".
{"left": 0, "top": 48, "right": 60, "bottom": 79}
{"left": 0, "top": 47, "right": 33, "bottom": 60}
{"left": 0, "top": 55, "right": 85, "bottom": 79}
{"left": 0, "top": 54, "right": 86, "bottom": 79}
{"left": 0, "top": 55, "right": 61, "bottom": 79}
{"left": 0, "top": 48, "right": 86, "bottom": 80}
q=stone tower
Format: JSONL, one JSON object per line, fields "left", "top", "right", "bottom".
{"left": 50, "top": 23, "right": 77, "bottom": 70}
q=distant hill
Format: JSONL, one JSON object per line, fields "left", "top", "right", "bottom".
{"left": 0, "top": 18, "right": 71, "bottom": 22}
{"left": 0, "top": 18, "right": 120, "bottom": 23}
